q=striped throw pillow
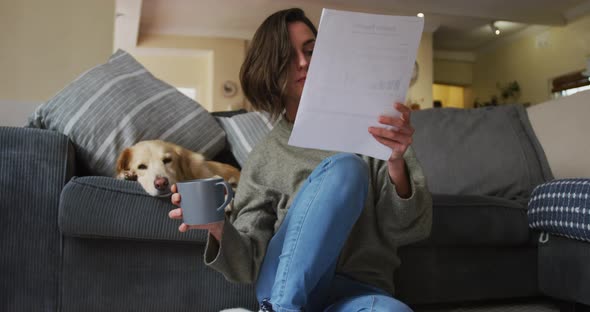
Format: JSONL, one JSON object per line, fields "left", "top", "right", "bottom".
{"left": 27, "top": 50, "right": 225, "bottom": 177}
{"left": 215, "top": 112, "right": 276, "bottom": 166}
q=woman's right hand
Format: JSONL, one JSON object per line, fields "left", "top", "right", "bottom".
{"left": 169, "top": 184, "right": 225, "bottom": 241}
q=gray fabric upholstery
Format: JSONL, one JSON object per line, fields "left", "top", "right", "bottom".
{"left": 0, "top": 127, "right": 75, "bottom": 311}
{"left": 538, "top": 234, "right": 590, "bottom": 306}
{"left": 59, "top": 176, "right": 208, "bottom": 243}
{"left": 27, "top": 50, "right": 225, "bottom": 177}
{"left": 395, "top": 246, "right": 539, "bottom": 305}
{"left": 416, "top": 194, "right": 532, "bottom": 247}
{"left": 411, "top": 105, "right": 553, "bottom": 203}
{"left": 1, "top": 104, "right": 562, "bottom": 310}
{"left": 215, "top": 111, "right": 275, "bottom": 166}
{"left": 58, "top": 176, "right": 259, "bottom": 311}
{"left": 61, "top": 237, "right": 258, "bottom": 312}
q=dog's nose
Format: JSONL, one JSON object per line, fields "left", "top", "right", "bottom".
{"left": 154, "top": 177, "right": 169, "bottom": 191}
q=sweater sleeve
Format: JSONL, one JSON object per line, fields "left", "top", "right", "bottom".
{"left": 370, "top": 146, "right": 433, "bottom": 246}
{"left": 203, "top": 146, "right": 286, "bottom": 284}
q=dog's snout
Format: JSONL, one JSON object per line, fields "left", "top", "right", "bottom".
{"left": 154, "top": 177, "right": 170, "bottom": 191}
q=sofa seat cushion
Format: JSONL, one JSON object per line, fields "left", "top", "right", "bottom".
{"left": 415, "top": 194, "right": 533, "bottom": 247}
{"left": 528, "top": 178, "right": 590, "bottom": 243}
{"left": 58, "top": 176, "right": 209, "bottom": 243}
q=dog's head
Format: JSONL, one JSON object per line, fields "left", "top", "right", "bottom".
{"left": 116, "top": 140, "right": 207, "bottom": 196}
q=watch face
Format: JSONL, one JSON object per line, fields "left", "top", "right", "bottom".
{"left": 223, "top": 81, "right": 238, "bottom": 98}
{"left": 410, "top": 61, "right": 419, "bottom": 86}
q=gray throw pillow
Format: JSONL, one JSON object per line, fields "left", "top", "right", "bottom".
{"left": 27, "top": 50, "right": 225, "bottom": 177}
{"left": 215, "top": 111, "right": 276, "bottom": 166}
{"left": 410, "top": 105, "right": 553, "bottom": 202}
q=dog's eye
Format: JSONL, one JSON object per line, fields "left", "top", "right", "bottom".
{"left": 138, "top": 164, "right": 147, "bottom": 170}
{"left": 163, "top": 157, "right": 172, "bottom": 164}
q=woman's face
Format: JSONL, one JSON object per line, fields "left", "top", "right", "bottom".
{"left": 284, "top": 21, "right": 316, "bottom": 121}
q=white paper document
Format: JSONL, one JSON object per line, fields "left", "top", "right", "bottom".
{"left": 288, "top": 9, "right": 424, "bottom": 160}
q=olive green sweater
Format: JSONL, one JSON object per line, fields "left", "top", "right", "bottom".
{"left": 204, "top": 118, "right": 432, "bottom": 295}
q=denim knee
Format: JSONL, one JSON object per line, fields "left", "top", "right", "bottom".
{"left": 324, "top": 153, "right": 369, "bottom": 190}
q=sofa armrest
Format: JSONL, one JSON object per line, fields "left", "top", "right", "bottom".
{"left": 58, "top": 176, "right": 209, "bottom": 243}
{"left": 0, "top": 127, "right": 76, "bottom": 311}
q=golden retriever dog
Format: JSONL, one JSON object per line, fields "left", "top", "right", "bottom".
{"left": 116, "top": 140, "right": 240, "bottom": 197}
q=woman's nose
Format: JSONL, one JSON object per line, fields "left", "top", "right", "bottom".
{"left": 296, "top": 52, "right": 309, "bottom": 69}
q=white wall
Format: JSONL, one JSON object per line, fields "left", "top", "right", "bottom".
{"left": 0, "top": 101, "right": 40, "bottom": 127}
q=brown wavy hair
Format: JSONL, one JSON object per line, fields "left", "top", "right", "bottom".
{"left": 240, "top": 8, "right": 317, "bottom": 121}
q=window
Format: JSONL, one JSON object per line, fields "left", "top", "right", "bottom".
{"left": 552, "top": 71, "right": 590, "bottom": 98}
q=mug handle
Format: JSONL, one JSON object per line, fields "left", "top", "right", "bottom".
{"left": 215, "top": 181, "right": 234, "bottom": 212}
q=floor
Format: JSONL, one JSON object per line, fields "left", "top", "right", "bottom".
{"left": 415, "top": 298, "right": 560, "bottom": 312}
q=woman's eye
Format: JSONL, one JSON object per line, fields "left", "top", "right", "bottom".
{"left": 305, "top": 50, "right": 313, "bottom": 56}
{"left": 163, "top": 158, "right": 172, "bottom": 164}
{"left": 138, "top": 164, "right": 147, "bottom": 170}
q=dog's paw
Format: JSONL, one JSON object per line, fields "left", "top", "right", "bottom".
{"left": 219, "top": 309, "right": 254, "bottom": 312}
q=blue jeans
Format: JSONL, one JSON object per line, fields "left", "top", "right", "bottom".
{"left": 255, "top": 154, "right": 412, "bottom": 312}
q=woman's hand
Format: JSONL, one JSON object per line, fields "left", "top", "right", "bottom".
{"left": 169, "top": 184, "right": 225, "bottom": 241}
{"left": 368, "top": 102, "right": 414, "bottom": 161}
{"left": 368, "top": 102, "right": 414, "bottom": 198}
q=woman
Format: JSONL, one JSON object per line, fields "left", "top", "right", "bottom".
{"left": 169, "top": 8, "right": 432, "bottom": 312}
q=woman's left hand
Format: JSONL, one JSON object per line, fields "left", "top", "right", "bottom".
{"left": 368, "top": 102, "right": 414, "bottom": 198}
{"left": 368, "top": 102, "right": 414, "bottom": 162}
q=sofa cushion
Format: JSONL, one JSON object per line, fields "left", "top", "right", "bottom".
{"left": 411, "top": 104, "right": 553, "bottom": 203}
{"left": 28, "top": 50, "right": 225, "bottom": 177}
{"left": 528, "top": 178, "right": 590, "bottom": 242}
{"left": 58, "top": 176, "right": 209, "bottom": 244}
{"left": 215, "top": 111, "right": 276, "bottom": 166}
{"left": 538, "top": 234, "right": 590, "bottom": 306}
{"left": 415, "top": 194, "right": 533, "bottom": 247}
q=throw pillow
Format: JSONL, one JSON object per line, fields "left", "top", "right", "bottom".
{"left": 27, "top": 50, "right": 225, "bottom": 177}
{"left": 411, "top": 104, "right": 553, "bottom": 203}
{"left": 215, "top": 111, "right": 276, "bottom": 166}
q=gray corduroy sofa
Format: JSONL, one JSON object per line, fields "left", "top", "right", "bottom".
{"left": 1, "top": 104, "right": 556, "bottom": 312}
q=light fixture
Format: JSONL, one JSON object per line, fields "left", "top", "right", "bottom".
{"left": 491, "top": 21, "right": 501, "bottom": 35}
{"left": 417, "top": 12, "right": 424, "bottom": 18}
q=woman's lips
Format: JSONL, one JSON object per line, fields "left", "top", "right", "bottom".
{"left": 297, "top": 77, "right": 306, "bottom": 84}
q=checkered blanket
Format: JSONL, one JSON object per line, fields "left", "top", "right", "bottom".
{"left": 528, "top": 179, "right": 590, "bottom": 243}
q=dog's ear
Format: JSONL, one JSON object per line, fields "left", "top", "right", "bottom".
{"left": 116, "top": 148, "right": 132, "bottom": 174}
{"left": 175, "top": 146, "right": 208, "bottom": 179}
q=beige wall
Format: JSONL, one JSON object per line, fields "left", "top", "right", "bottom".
{"left": 408, "top": 32, "right": 434, "bottom": 109}
{"left": 472, "top": 14, "right": 590, "bottom": 105}
{"left": 433, "top": 59, "right": 473, "bottom": 86}
{"left": 138, "top": 34, "right": 246, "bottom": 112}
{"left": 134, "top": 53, "right": 213, "bottom": 110}
{"left": 0, "top": 0, "right": 115, "bottom": 126}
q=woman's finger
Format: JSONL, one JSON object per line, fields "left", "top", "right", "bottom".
{"left": 377, "top": 116, "right": 414, "bottom": 135}
{"left": 371, "top": 135, "right": 408, "bottom": 155}
{"left": 395, "top": 103, "right": 412, "bottom": 123}
{"left": 369, "top": 127, "right": 413, "bottom": 145}
{"left": 171, "top": 193, "right": 181, "bottom": 206}
{"left": 169, "top": 208, "right": 183, "bottom": 219}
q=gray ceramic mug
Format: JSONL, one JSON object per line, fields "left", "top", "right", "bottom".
{"left": 176, "top": 177, "right": 234, "bottom": 225}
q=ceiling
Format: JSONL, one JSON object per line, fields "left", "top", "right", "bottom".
{"left": 116, "top": 0, "right": 590, "bottom": 53}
